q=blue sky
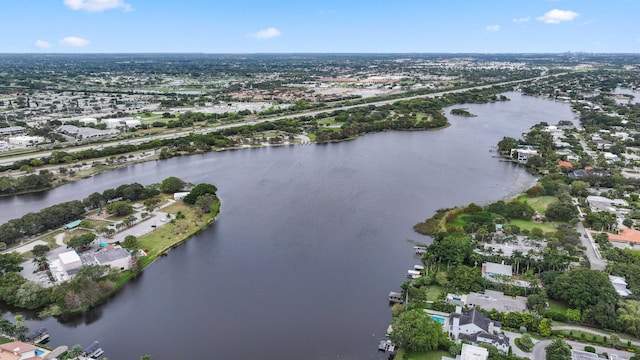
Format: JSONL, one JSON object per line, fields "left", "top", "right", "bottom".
{"left": 3, "top": 0, "right": 640, "bottom": 53}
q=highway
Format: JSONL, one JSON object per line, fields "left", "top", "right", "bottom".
{"left": 0, "top": 73, "right": 564, "bottom": 167}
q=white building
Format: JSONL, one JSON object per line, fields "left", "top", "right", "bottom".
{"left": 449, "top": 308, "right": 509, "bottom": 353}
{"left": 609, "top": 275, "right": 633, "bottom": 297}
{"left": 510, "top": 148, "right": 538, "bottom": 163}
{"left": 58, "top": 251, "right": 82, "bottom": 272}
{"left": 79, "top": 117, "right": 98, "bottom": 125}
{"left": 7, "top": 135, "right": 45, "bottom": 146}
{"left": 460, "top": 344, "right": 489, "bottom": 360}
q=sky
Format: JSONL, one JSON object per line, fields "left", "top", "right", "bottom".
{"left": 3, "top": 0, "right": 640, "bottom": 53}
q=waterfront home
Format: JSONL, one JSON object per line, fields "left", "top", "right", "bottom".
{"left": 0, "top": 341, "right": 49, "bottom": 360}
{"left": 447, "top": 290, "right": 527, "bottom": 313}
{"left": 441, "top": 343, "right": 489, "bottom": 360}
{"left": 449, "top": 308, "right": 509, "bottom": 353}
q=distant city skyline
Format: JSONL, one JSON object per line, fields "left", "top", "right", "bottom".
{"left": 4, "top": 0, "right": 640, "bottom": 53}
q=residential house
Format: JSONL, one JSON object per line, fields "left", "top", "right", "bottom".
{"left": 0, "top": 341, "right": 48, "bottom": 360}
{"left": 609, "top": 275, "right": 633, "bottom": 297}
{"left": 482, "top": 262, "right": 512, "bottom": 279}
{"left": 441, "top": 343, "right": 489, "bottom": 360}
{"left": 449, "top": 308, "right": 509, "bottom": 353}
{"left": 510, "top": 148, "right": 538, "bottom": 163}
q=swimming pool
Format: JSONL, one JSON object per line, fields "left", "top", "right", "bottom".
{"left": 431, "top": 315, "right": 445, "bottom": 325}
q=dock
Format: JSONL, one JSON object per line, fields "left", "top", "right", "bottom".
{"left": 389, "top": 291, "right": 403, "bottom": 304}
{"left": 82, "top": 341, "right": 104, "bottom": 359}
{"left": 25, "top": 327, "right": 49, "bottom": 344}
{"left": 378, "top": 339, "right": 396, "bottom": 352}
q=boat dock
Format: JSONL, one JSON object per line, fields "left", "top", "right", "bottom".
{"left": 82, "top": 341, "right": 104, "bottom": 359}
{"left": 388, "top": 291, "right": 403, "bottom": 304}
{"left": 25, "top": 327, "right": 49, "bottom": 344}
{"left": 378, "top": 339, "right": 396, "bottom": 352}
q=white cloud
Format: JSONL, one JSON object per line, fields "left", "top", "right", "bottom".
{"left": 59, "top": 36, "right": 90, "bottom": 47}
{"left": 486, "top": 25, "right": 501, "bottom": 32}
{"left": 249, "top": 27, "right": 282, "bottom": 40}
{"left": 34, "top": 40, "right": 51, "bottom": 49}
{"left": 512, "top": 17, "right": 530, "bottom": 23}
{"left": 537, "top": 9, "right": 579, "bottom": 24}
{"left": 63, "top": 0, "right": 132, "bottom": 12}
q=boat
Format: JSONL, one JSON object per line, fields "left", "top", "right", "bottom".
{"left": 414, "top": 246, "right": 427, "bottom": 254}
{"left": 25, "top": 327, "right": 49, "bottom": 344}
{"left": 413, "top": 264, "right": 425, "bottom": 271}
{"left": 83, "top": 341, "right": 104, "bottom": 359}
{"left": 407, "top": 269, "right": 421, "bottom": 278}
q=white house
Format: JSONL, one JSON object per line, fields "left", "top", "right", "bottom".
{"left": 449, "top": 308, "right": 509, "bottom": 353}
{"left": 609, "top": 275, "right": 633, "bottom": 297}
{"left": 510, "top": 148, "right": 538, "bottom": 163}
{"left": 459, "top": 344, "right": 489, "bottom": 360}
{"left": 482, "top": 262, "right": 512, "bottom": 278}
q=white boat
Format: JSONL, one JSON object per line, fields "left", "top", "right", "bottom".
{"left": 407, "top": 269, "right": 421, "bottom": 278}
{"left": 414, "top": 264, "right": 425, "bottom": 271}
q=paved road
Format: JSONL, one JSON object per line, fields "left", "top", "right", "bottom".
{"left": 575, "top": 220, "right": 607, "bottom": 271}
{"left": 553, "top": 325, "right": 640, "bottom": 347}
{"left": 0, "top": 73, "right": 565, "bottom": 167}
{"left": 532, "top": 339, "right": 551, "bottom": 360}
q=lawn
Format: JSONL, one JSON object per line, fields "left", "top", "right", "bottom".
{"left": 510, "top": 219, "right": 557, "bottom": 233}
{"left": 426, "top": 286, "right": 444, "bottom": 302}
{"left": 34, "top": 229, "right": 64, "bottom": 249}
{"left": 547, "top": 299, "right": 570, "bottom": 314}
{"left": 137, "top": 200, "right": 217, "bottom": 266}
{"left": 415, "top": 113, "right": 434, "bottom": 123}
{"left": 517, "top": 195, "right": 557, "bottom": 214}
{"left": 395, "top": 349, "right": 449, "bottom": 360}
{"left": 81, "top": 219, "right": 112, "bottom": 230}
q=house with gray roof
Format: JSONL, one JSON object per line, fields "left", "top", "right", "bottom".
{"left": 609, "top": 275, "right": 632, "bottom": 297}
{"left": 449, "top": 308, "right": 509, "bottom": 353}
{"left": 92, "top": 247, "right": 131, "bottom": 271}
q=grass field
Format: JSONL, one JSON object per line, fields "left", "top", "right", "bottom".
{"left": 548, "top": 299, "right": 570, "bottom": 314}
{"left": 517, "top": 195, "right": 557, "bottom": 214}
{"left": 395, "top": 349, "right": 449, "bottom": 360}
{"left": 137, "top": 200, "right": 218, "bottom": 267}
{"left": 510, "top": 219, "right": 558, "bottom": 233}
{"left": 426, "top": 286, "right": 444, "bottom": 301}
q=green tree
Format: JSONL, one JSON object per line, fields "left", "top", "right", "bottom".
{"left": 538, "top": 318, "right": 552, "bottom": 336}
{"left": 425, "top": 233, "right": 474, "bottom": 266}
{"left": 66, "top": 344, "right": 84, "bottom": 359}
{"left": 106, "top": 201, "right": 134, "bottom": 216}
{"left": 527, "top": 294, "right": 546, "bottom": 313}
{"left": 160, "top": 176, "right": 185, "bottom": 194}
{"left": 31, "top": 244, "right": 50, "bottom": 257}
{"left": 67, "top": 233, "right": 97, "bottom": 250}
{"left": 194, "top": 194, "right": 217, "bottom": 214}
{"left": 122, "top": 235, "right": 139, "bottom": 250}
{"left": 617, "top": 300, "right": 640, "bottom": 337}
{"left": 566, "top": 308, "right": 581, "bottom": 323}
{"left": 546, "top": 338, "right": 571, "bottom": 360}
{"left": 547, "top": 268, "right": 618, "bottom": 310}
{"left": 545, "top": 201, "right": 578, "bottom": 222}
{"left": 183, "top": 183, "right": 217, "bottom": 205}
{"left": 389, "top": 309, "right": 448, "bottom": 352}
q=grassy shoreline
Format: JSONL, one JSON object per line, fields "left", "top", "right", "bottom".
{"left": 62, "top": 198, "right": 221, "bottom": 315}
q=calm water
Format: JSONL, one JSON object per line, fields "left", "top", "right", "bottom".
{"left": 1, "top": 93, "right": 576, "bottom": 359}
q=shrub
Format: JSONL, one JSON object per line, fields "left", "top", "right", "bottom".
{"left": 584, "top": 346, "right": 596, "bottom": 353}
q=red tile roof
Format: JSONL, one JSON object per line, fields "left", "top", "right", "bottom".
{"left": 609, "top": 228, "right": 640, "bottom": 243}
{"left": 558, "top": 161, "right": 573, "bottom": 168}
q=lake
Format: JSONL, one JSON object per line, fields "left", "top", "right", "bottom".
{"left": 1, "top": 92, "right": 576, "bottom": 359}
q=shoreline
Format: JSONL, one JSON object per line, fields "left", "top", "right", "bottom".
{"left": 0, "top": 124, "right": 452, "bottom": 197}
